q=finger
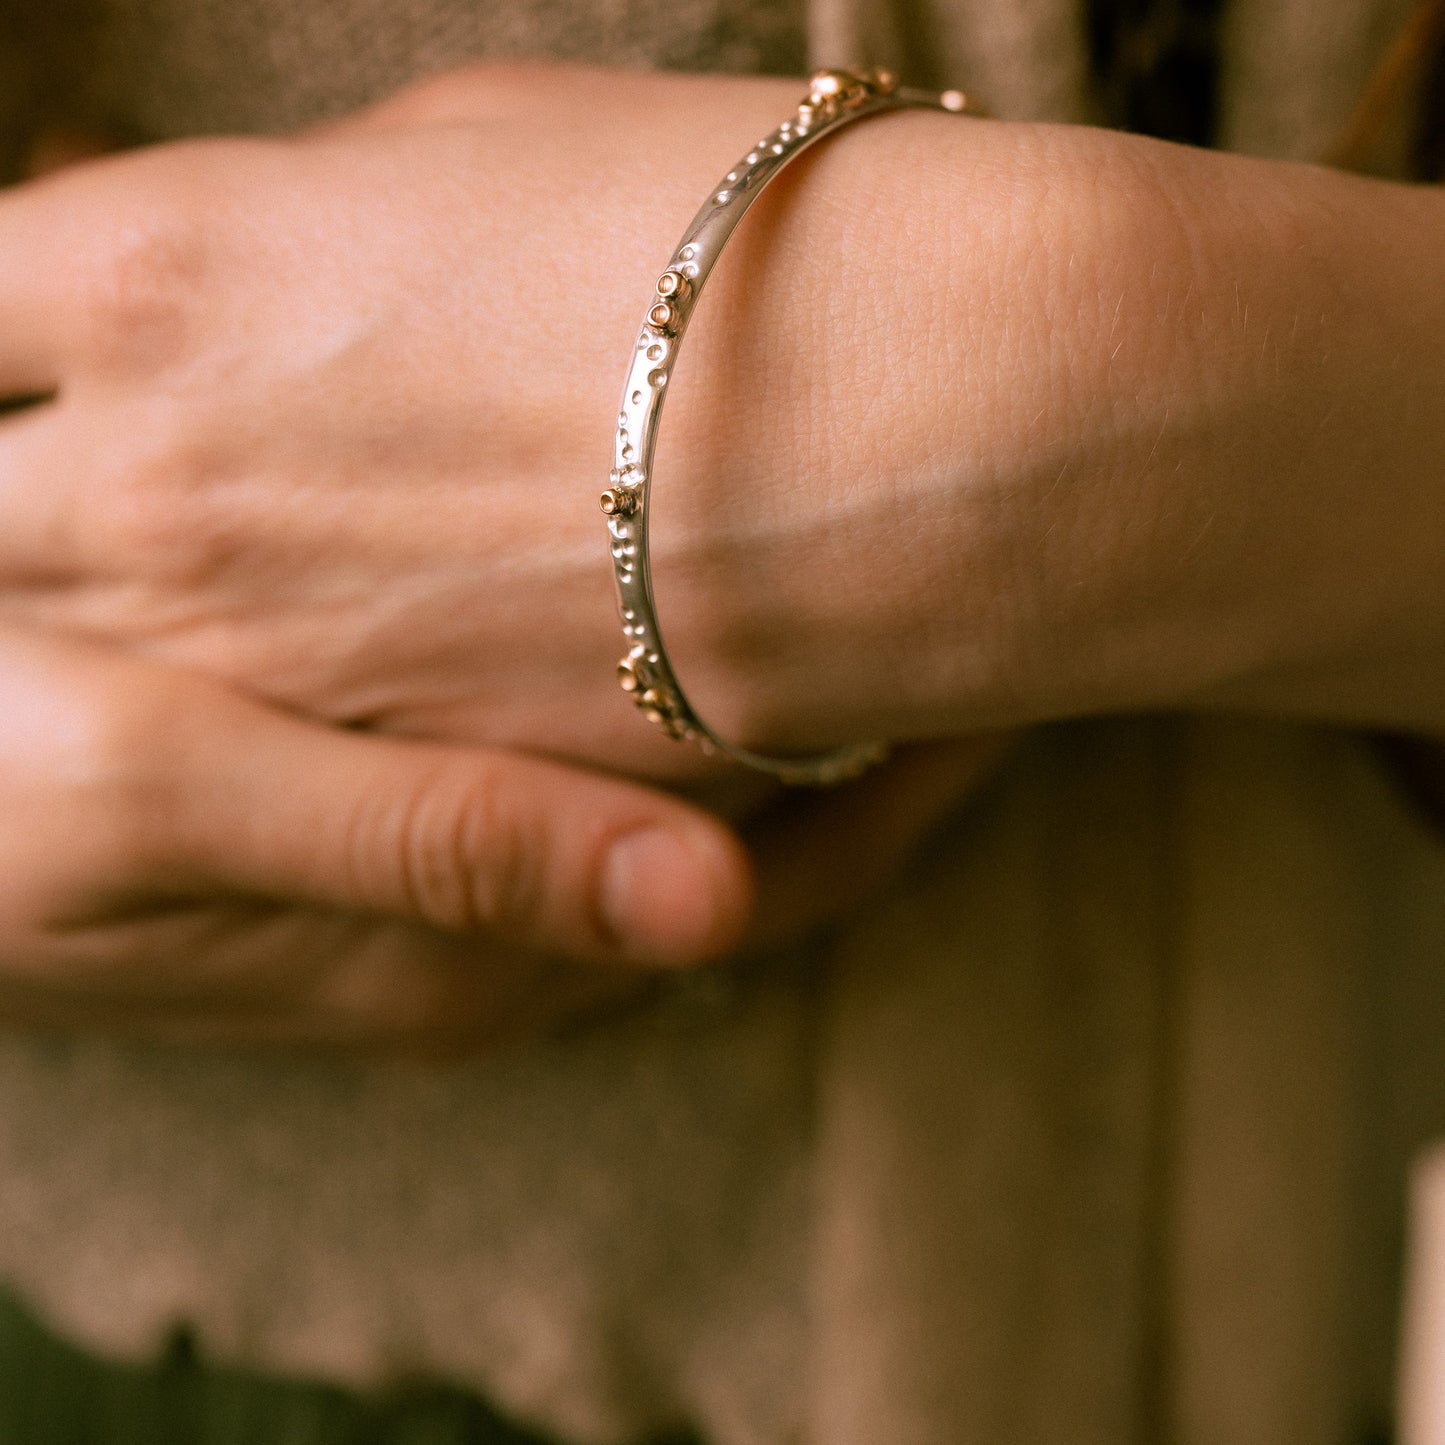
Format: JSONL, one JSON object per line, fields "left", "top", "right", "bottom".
{"left": 0, "top": 142, "right": 111, "bottom": 407}
{"left": 740, "top": 735, "right": 1018, "bottom": 952}
{"left": 0, "top": 627, "right": 752, "bottom": 966}
{"left": 0, "top": 179, "right": 83, "bottom": 397}
{"left": 0, "top": 915, "right": 628, "bottom": 1054}
{"left": 0, "top": 138, "right": 231, "bottom": 398}
{"left": 0, "top": 405, "right": 92, "bottom": 583}
{"left": 0, "top": 880, "right": 639, "bottom": 1053}
{"left": 149, "top": 660, "right": 755, "bottom": 966}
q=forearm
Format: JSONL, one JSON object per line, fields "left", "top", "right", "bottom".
{"left": 666, "top": 116, "right": 1445, "bottom": 747}
{"left": 1170, "top": 156, "right": 1445, "bottom": 733}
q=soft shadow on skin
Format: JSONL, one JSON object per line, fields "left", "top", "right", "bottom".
{"left": 0, "top": 394, "right": 55, "bottom": 418}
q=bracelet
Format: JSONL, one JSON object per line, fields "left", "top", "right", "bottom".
{"left": 602, "top": 67, "right": 979, "bottom": 786}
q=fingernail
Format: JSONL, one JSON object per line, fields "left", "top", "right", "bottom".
{"left": 600, "top": 825, "right": 744, "bottom": 964}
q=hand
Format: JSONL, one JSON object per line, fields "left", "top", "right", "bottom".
{"left": 0, "top": 67, "right": 830, "bottom": 783}
{"left": 0, "top": 621, "right": 1010, "bottom": 1048}
{"left": 0, "top": 82, "right": 1018, "bottom": 1048}
{"left": 7, "top": 62, "right": 1436, "bottom": 788}
{"left": 0, "top": 64, "right": 1031, "bottom": 780}
{"left": 0, "top": 622, "right": 759, "bottom": 1047}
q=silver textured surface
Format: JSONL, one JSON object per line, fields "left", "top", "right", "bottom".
{"left": 605, "top": 71, "right": 975, "bottom": 784}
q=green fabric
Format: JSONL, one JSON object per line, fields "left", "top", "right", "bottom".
{"left": 0, "top": 1290, "right": 612, "bottom": 1445}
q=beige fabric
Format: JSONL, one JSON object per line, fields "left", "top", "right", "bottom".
{"left": 4, "top": 0, "right": 805, "bottom": 146}
{"left": 5, "top": 722, "right": 1443, "bottom": 1445}
{"left": 1, "top": 4, "right": 1443, "bottom": 1444}
{"left": 1220, "top": 0, "right": 1418, "bottom": 161}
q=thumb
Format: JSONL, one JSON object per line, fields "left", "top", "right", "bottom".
{"left": 0, "top": 629, "right": 753, "bottom": 966}
{"left": 176, "top": 689, "right": 755, "bottom": 966}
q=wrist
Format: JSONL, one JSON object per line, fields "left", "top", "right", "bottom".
{"left": 667, "top": 120, "right": 1445, "bottom": 749}
{"left": 651, "top": 105, "right": 1012, "bottom": 754}
{"left": 649, "top": 114, "right": 1181, "bottom": 751}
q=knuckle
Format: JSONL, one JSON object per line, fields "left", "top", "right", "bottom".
{"left": 383, "top": 766, "right": 550, "bottom": 935}
{"left": 78, "top": 184, "right": 208, "bottom": 371}
{"left": 87, "top": 424, "right": 243, "bottom": 587}
{"left": 0, "top": 632, "right": 208, "bottom": 945}
{"left": 57, "top": 692, "right": 181, "bottom": 876}
{"left": 0, "top": 699, "right": 181, "bottom": 926}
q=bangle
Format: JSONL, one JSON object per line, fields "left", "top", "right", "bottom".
{"left": 601, "top": 67, "right": 979, "bottom": 786}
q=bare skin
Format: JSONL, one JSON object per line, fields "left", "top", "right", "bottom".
{"left": 2, "top": 67, "right": 1442, "bottom": 751}
{"left": 0, "top": 621, "right": 1007, "bottom": 1047}
{"left": 0, "top": 62, "right": 1439, "bottom": 1043}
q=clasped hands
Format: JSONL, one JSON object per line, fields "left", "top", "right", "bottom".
{"left": 0, "top": 67, "right": 1011, "bottom": 1048}
{"left": 4, "top": 60, "right": 1442, "bottom": 1047}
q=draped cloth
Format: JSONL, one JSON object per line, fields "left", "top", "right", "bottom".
{"left": 0, "top": 3, "right": 1442, "bottom": 1443}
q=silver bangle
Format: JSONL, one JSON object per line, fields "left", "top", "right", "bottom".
{"left": 602, "top": 67, "right": 979, "bottom": 786}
